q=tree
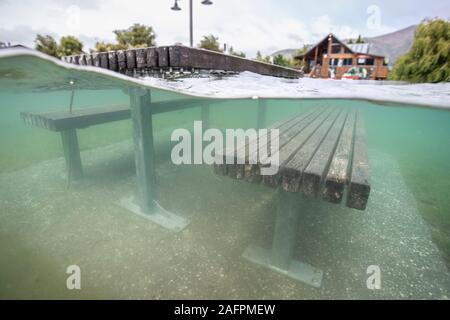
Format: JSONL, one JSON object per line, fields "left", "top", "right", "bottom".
{"left": 34, "top": 34, "right": 59, "bottom": 58}
{"left": 113, "top": 23, "right": 156, "bottom": 48}
{"left": 228, "top": 46, "right": 246, "bottom": 58}
{"left": 255, "top": 51, "right": 263, "bottom": 61}
{"left": 94, "top": 41, "right": 128, "bottom": 52}
{"left": 389, "top": 18, "right": 450, "bottom": 83}
{"left": 292, "top": 45, "right": 309, "bottom": 68}
{"left": 355, "top": 35, "right": 365, "bottom": 44}
{"left": 348, "top": 39, "right": 354, "bottom": 44}
{"left": 198, "top": 34, "right": 222, "bottom": 52}
{"left": 273, "top": 54, "right": 293, "bottom": 67}
{"left": 58, "top": 35, "right": 84, "bottom": 57}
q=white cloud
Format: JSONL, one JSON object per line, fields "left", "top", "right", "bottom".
{"left": 0, "top": 0, "right": 427, "bottom": 57}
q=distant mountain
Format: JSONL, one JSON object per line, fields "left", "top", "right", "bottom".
{"left": 270, "top": 48, "right": 299, "bottom": 60}
{"left": 363, "top": 25, "right": 416, "bottom": 64}
{"left": 271, "top": 25, "right": 417, "bottom": 65}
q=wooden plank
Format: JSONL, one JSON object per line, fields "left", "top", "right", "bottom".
{"left": 78, "top": 54, "right": 86, "bottom": 66}
{"left": 299, "top": 109, "right": 349, "bottom": 197}
{"left": 21, "top": 106, "right": 131, "bottom": 131}
{"left": 239, "top": 107, "right": 328, "bottom": 182}
{"left": 136, "top": 48, "right": 147, "bottom": 68}
{"left": 126, "top": 50, "right": 137, "bottom": 70}
{"left": 20, "top": 99, "right": 216, "bottom": 132}
{"left": 346, "top": 111, "right": 370, "bottom": 210}
{"left": 117, "top": 50, "right": 127, "bottom": 72}
{"left": 146, "top": 47, "right": 158, "bottom": 67}
{"left": 261, "top": 108, "right": 336, "bottom": 188}
{"left": 92, "top": 53, "right": 101, "bottom": 67}
{"left": 108, "top": 51, "right": 118, "bottom": 71}
{"left": 322, "top": 110, "right": 356, "bottom": 204}
{"left": 216, "top": 106, "right": 325, "bottom": 178}
{"left": 280, "top": 109, "right": 341, "bottom": 192}
{"left": 157, "top": 46, "right": 169, "bottom": 67}
{"left": 99, "top": 52, "right": 109, "bottom": 69}
{"left": 168, "top": 45, "right": 302, "bottom": 78}
{"left": 85, "top": 54, "right": 93, "bottom": 66}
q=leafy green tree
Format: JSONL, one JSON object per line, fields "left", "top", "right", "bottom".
{"left": 348, "top": 39, "right": 354, "bottom": 44}
{"left": 113, "top": 23, "right": 156, "bottom": 48}
{"left": 355, "top": 35, "right": 365, "bottom": 44}
{"left": 255, "top": 51, "right": 263, "bottom": 61}
{"left": 94, "top": 41, "right": 128, "bottom": 52}
{"left": 228, "top": 46, "right": 246, "bottom": 58}
{"left": 390, "top": 18, "right": 450, "bottom": 83}
{"left": 292, "top": 45, "right": 309, "bottom": 68}
{"left": 198, "top": 34, "right": 222, "bottom": 52}
{"left": 58, "top": 35, "right": 84, "bottom": 57}
{"left": 34, "top": 34, "right": 59, "bottom": 58}
{"left": 273, "top": 54, "right": 293, "bottom": 67}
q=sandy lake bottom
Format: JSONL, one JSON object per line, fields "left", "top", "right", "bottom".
{"left": 1, "top": 139, "right": 449, "bottom": 299}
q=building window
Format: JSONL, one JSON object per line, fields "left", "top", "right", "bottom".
{"left": 343, "top": 58, "right": 353, "bottom": 66}
{"left": 329, "top": 59, "right": 339, "bottom": 66}
{"left": 366, "top": 58, "right": 375, "bottom": 66}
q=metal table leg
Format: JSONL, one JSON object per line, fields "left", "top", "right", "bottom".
{"left": 118, "top": 88, "right": 190, "bottom": 232}
{"left": 243, "top": 188, "right": 323, "bottom": 287}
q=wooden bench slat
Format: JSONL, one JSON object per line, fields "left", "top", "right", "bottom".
{"left": 299, "top": 109, "right": 350, "bottom": 196}
{"left": 279, "top": 108, "right": 342, "bottom": 192}
{"left": 20, "top": 99, "right": 213, "bottom": 132}
{"left": 261, "top": 107, "right": 336, "bottom": 188}
{"left": 346, "top": 111, "right": 370, "bottom": 210}
{"left": 214, "top": 106, "right": 325, "bottom": 177}
{"left": 241, "top": 106, "right": 331, "bottom": 182}
{"left": 322, "top": 110, "right": 356, "bottom": 204}
{"left": 228, "top": 106, "right": 329, "bottom": 180}
{"left": 21, "top": 106, "right": 131, "bottom": 131}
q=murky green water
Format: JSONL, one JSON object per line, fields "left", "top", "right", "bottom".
{"left": 0, "top": 53, "right": 449, "bottom": 299}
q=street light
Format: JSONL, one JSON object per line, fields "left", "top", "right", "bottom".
{"left": 171, "top": 0, "right": 214, "bottom": 47}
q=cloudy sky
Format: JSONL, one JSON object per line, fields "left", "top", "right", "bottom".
{"left": 0, "top": 0, "right": 448, "bottom": 56}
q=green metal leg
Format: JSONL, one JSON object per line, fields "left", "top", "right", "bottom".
{"left": 257, "top": 99, "right": 267, "bottom": 130}
{"left": 60, "top": 129, "right": 83, "bottom": 181}
{"left": 118, "top": 88, "right": 189, "bottom": 232}
{"left": 243, "top": 189, "right": 323, "bottom": 287}
{"left": 201, "top": 103, "right": 210, "bottom": 132}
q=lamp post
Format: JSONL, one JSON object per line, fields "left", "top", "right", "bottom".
{"left": 171, "top": 0, "right": 213, "bottom": 47}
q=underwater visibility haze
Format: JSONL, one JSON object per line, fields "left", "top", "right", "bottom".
{"left": 0, "top": 50, "right": 449, "bottom": 299}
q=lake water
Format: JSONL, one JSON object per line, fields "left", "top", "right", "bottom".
{"left": 0, "top": 50, "right": 449, "bottom": 299}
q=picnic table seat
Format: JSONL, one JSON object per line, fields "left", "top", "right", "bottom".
{"left": 20, "top": 98, "right": 210, "bottom": 182}
{"left": 214, "top": 105, "right": 370, "bottom": 287}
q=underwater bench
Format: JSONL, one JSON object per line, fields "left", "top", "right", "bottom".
{"left": 20, "top": 99, "right": 210, "bottom": 181}
{"left": 214, "top": 105, "right": 370, "bottom": 287}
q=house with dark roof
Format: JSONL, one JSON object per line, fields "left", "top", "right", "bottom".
{"left": 294, "top": 34, "right": 390, "bottom": 80}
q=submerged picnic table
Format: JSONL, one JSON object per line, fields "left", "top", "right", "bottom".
{"left": 21, "top": 90, "right": 370, "bottom": 288}
{"left": 214, "top": 105, "right": 370, "bottom": 287}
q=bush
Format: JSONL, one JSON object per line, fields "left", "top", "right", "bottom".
{"left": 390, "top": 18, "right": 450, "bottom": 83}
